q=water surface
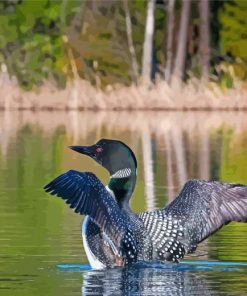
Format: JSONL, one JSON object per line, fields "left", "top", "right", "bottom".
{"left": 1, "top": 111, "right": 247, "bottom": 295}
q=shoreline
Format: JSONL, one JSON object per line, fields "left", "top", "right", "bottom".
{"left": 1, "top": 110, "right": 247, "bottom": 142}
{"left": 1, "top": 106, "right": 247, "bottom": 112}
{"left": 1, "top": 79, "right": 247, "bottom": 112}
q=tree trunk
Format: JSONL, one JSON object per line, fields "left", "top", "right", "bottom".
{"left": 171, "top": 0, "right": 191, "bottom": 88}
{"left": 199, "top": 0, "right": 210, "bottom": 83}
{"left": 67, "top": 45, "right": 80, "bottom": 110}
{"left": 123, "top": 0, "right": 139, "bottom": 85}
{"left": 142, "top": 0, "right": 156, "bottom": 84}
{"left": 165, "top": 0, "right": 175, "bottom": 83}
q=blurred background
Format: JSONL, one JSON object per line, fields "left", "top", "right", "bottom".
{"left": 0, "top": 0, "right": 247, "bottom": 109}
{"left": 1, "top": 1, "right": 247, "bottom": 296}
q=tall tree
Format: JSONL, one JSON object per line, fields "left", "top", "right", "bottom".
{"left": 199, "top": 0, "right": 210, "bottom": 83}
{"left": 142, "top": 0, "right": 156, "bottom": 84}
{"left": 164, "top": 0, "right": 175, "bottom": 83}
{"left": 171, "top": 0, "right": 191, "bottom": 87}
{"left": 123, "top": 0, "right": 139, "bottom": 85}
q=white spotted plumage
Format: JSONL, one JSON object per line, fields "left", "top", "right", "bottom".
{"left": 138, "top": 211, "right": 186, "bottom": 262}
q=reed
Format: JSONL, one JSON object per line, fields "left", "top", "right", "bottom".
{"left": 0, "top": 76, "right": 247, "bottom": 111}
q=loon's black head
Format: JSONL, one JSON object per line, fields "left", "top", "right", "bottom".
{"left": 69, "top": 139, "right": 137, "bottom": 177}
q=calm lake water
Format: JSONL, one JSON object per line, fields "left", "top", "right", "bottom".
{"left": 1, "top": 111, "right": 247, "bottom": 296}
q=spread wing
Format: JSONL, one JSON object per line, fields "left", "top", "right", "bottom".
{"left": 162, "top": 180, "right": 247, "bottom": 247}
{"left": 139, "top": 180, "right": 247, "bottom": 260}
{"left": 44, "top": 170, "right": 140, "bottom": 263}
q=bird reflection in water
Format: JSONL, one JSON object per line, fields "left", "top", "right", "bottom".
{"left": 81, "top": 263, "right": 213, "bottom": 296}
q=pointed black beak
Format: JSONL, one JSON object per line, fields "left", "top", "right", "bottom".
{"left": 69, "top": 145, "right": 93, "bottom": 156}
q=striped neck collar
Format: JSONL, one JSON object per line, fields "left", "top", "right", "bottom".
{"left": 110, "top": 168, "right": 132, "bottom": 179}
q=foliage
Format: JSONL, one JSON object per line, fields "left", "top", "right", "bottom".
{"left": 0, "top": 0, "right": 247, "bottom": 89}
{"left": 72, "top": 0, "right": 147, "bottom": 87}
{"left": 219, "top": 0, "right": 247, "bottom": 80}
{"left": 0, "top": 0, "right": 78, "bottom": 89}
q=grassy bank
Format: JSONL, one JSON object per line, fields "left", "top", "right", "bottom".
{"left": 1, "top": 78, "right": 247, "bottom": 111}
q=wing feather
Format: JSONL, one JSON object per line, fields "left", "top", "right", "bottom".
{"left": 163, "top": 180, "right": 247, "bottom": 246}
{"left": 139, "top": 180, "right": 247, "bottom": 260}
{"left": 44, "top": 170, "right": 141, "bottom": 263}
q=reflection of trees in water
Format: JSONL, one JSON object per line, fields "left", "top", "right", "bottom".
{"left": 1, "top": 111, "right": 247, "bottom": 205}
{"left": 68, "top": 110, "right": 80, "bottom": 144}
{"left": 1, "top": 111, "right": 247, "bottom": 189}
{"left": 142, "top": 128, "right": 155, "bottom": 211}
{"left": 199, "top": 127, "right": 210, "bottom": 180}
{"left": 1, "top": 111, "right": 246, "bottom": 144}
{"left": 164, "top": 130, "right": 175, "bottom": 202}
{"left": 1, "top": 111, "right": 247, "bottom": 206}
{"left": 171, "top": 127, "right": 188, "bottom": 188}
{"left": 1, "top": 111, "right": 12, "bottom": 157}
{"left": 81, "top": 265, "right": 214, "bottom": 296}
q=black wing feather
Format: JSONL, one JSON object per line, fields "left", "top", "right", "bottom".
{"left": 139, "top": 179, "right": 247, "bottom": 261}
{"left": 162, "top": 180, "right": 247, "bottom": 247}
{"left": 44, "top": 170, "right": 140, "bottom": 262}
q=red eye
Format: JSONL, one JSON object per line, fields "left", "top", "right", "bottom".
{"left": 96, "top": 147, "right": 103, "bottom": 153}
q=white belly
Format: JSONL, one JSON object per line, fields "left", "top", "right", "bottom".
{"left": 82, "top": 216, "right": 106, "bottom": 269}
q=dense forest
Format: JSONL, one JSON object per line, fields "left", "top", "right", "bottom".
{"left": 0, "top": 0, "right": 246, "bottom": 91}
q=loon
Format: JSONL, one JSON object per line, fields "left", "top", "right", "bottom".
{"left": 44, "top": 139, "right": 247, "bottom": 269}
